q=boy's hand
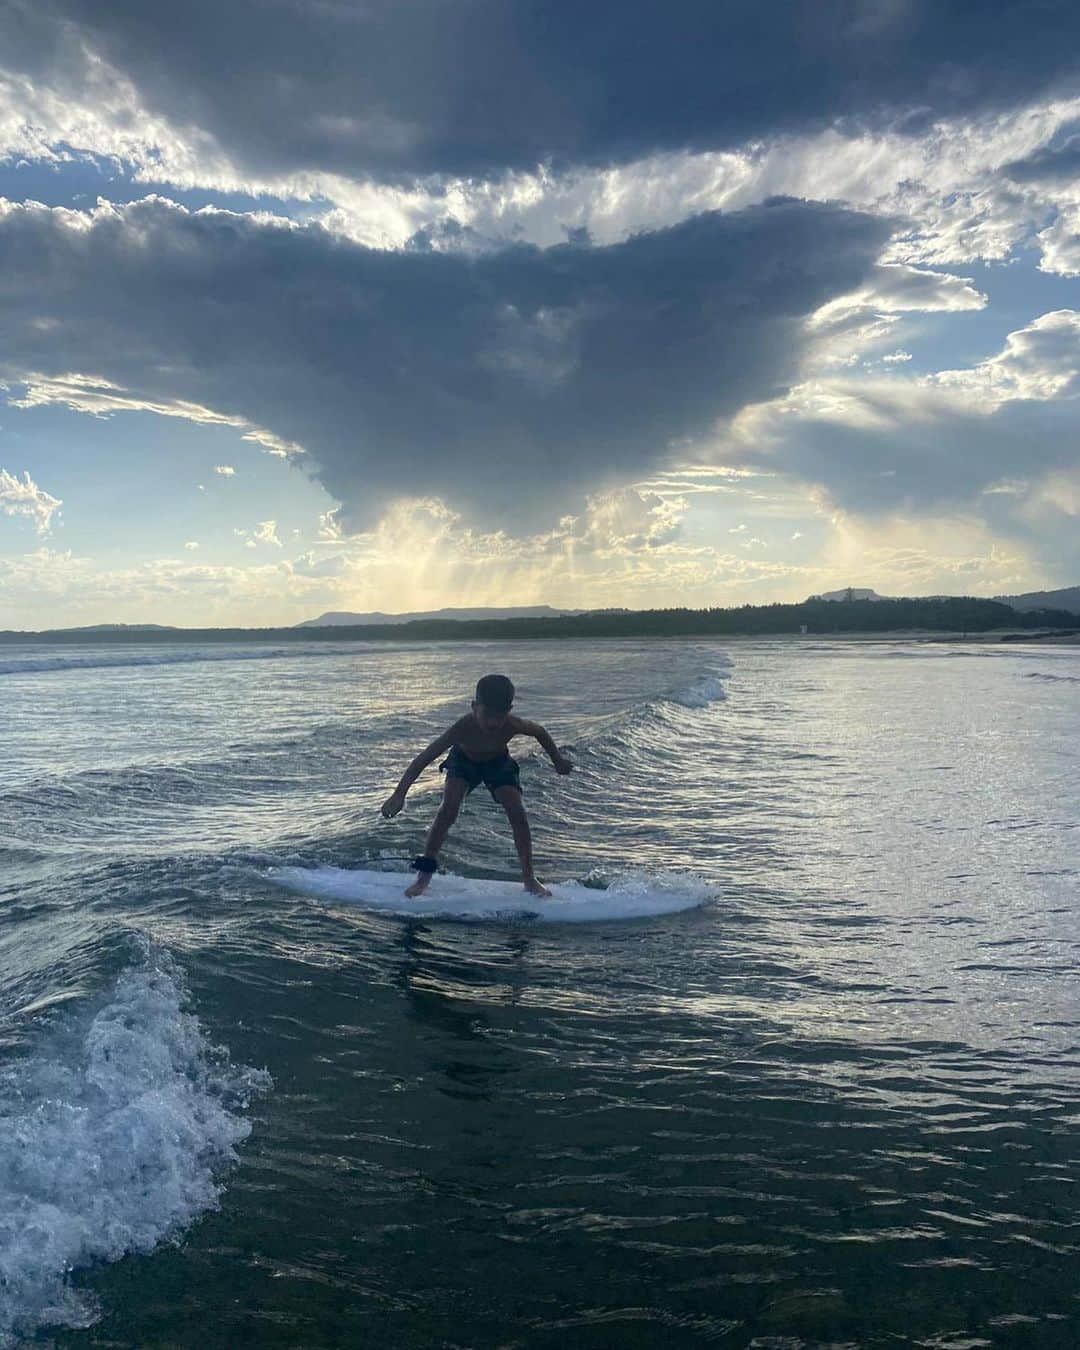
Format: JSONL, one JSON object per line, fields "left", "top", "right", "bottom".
{"left": 381, "top": 791, "right": 406, "bottom": 818}
{"left": 553, "top": 754, "right": 574, "bottom": 775}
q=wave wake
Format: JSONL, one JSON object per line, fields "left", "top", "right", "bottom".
{"left": 0, "top": 949, "right": 270, "bottom": 1345}
{"left": 560, "top": 657, "right": 733, "bottom": 776}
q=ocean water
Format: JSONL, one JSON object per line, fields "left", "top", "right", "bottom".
{"left": 1, "top": 636, "right": 1078, "bottom": 1348}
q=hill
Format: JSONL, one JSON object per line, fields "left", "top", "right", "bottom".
{"left": 8, "top": 595, "right": 1078, "bottom": 645}
{"left": 48, "top": 623, "right": 177, "bottom": 633}
{"left": 296, "top": 605, "right": 615, "bottom": 627}
{"left": 995, "top": 585, "right": 1080, "bottom": 614}
{"left": 808, "top": 588, "right": 886, "bottom": 602}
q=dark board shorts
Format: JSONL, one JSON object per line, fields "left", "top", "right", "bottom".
{"left": 440, "top": 745, "right": 522, "bottom": 797}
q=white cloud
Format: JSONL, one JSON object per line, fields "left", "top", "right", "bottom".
{"left": 277, "top": 489, "right": 1068, "bottom": 613}
{"left": 0, "top": 29, "right": 229, "bottom": 183}
{"left": 293, "top": 492, "right": 820, "bottom": 615}
{"left": 0, "top": 467, "right": 62, "bottom": 533}
{"left": 726, "top": 309, "right": 1080, "bottom": 461}
{"left": 931, "top": 310, "right": 1080, "bottom": 404}
{"left": 0, "top": 496, "right": 803, "bottom": 627}
{"left": 696, "top": 307, "right": 1080, "bottom": 582}
{"left": 288, "top": 550, "right": 349, "bottom": 579}
{"left": 1036, "top": 206, "right": 1080, "bottom": 277}
{"left": 183, "top": 540, "right": 199, "bottom": 550}
{"left": 0, "top": 545, "right": 318, "bottom": 626}
{"left": 0, "top": 546, "right": 93, "bottom": 601}
{"left": 805, "top": 264, "right": 985, "bottom": 370}
{"left": 317, "top": 509, "right": 344, "bottom": 541}
{"left": 253, "top": 520, "right": 282, "bottom": 547}
{"left": 214, "top": 464, "right": 236, "bottom": 476}
{"left": 566, "top": 488, "right": 687, "bottom": 553}
{"left": 1, "top": 480, "right": 1062, "bottom": 630}
{"left": 310, "top": 97, "right": 1080, "bottom": 279}
{"left": 10, "top": 371, "right": 305, "bottom": 459}
{"left": 819, "top": 511, "right": 1041, "bottom": 597}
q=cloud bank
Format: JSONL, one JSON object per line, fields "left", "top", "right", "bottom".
{"left": 0, "top": 193, "right": 890, "bottom": 531}
{"left": 6, "top": 0, "right": 1080, "bottom": 185}
{"left": 2, "top": 2, "right": 1079, "bottom": 619}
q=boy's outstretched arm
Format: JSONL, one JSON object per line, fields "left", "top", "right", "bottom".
{"left": 516, "top": 719, "right": 573, "bottom": 774}
{"left": 381, "top": 726, "right": 458, "bottom": 817}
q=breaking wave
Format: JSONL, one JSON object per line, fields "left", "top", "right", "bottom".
{"left": 665, "top": 668, "right": 730, "bottom": 707}
{"left": 0, "top": 948, "right": 270, "bottom": 1345}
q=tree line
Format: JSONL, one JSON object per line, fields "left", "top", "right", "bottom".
{"left": 5, "top": 596, "right": 1078, "bottom": 644}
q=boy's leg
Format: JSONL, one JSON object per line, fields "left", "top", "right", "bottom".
{"left": 405, "top": 776, "right": 470, "bottom": 896}
{"left": 492, "top": 785, "right": 550, "bottom": 898}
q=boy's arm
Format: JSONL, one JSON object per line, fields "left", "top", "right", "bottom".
{"left": 382, "top": 724, "right": 459, "bottom": 815}
{"left": 514, "top": 718, "right": 573, "bottom": 773}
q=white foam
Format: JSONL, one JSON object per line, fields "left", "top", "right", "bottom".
{"left": 0, "top": 952, "right": 270, "bottom": 1345}
{"left": 268, "top": 865, "right": 713, "bottom": 923}
{"left": 665, "top": 660, "right": 731, "bottom": 708}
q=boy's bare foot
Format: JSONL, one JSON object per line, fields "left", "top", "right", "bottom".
{"left": 524, "top": 876, "right": 551, "bottom": 899}
{"left": 404, "top": 873, "right": 432, "bottom": 898}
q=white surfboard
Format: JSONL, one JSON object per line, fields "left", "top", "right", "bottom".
{"left": 267, "top": 865, "right": 711, "bottom": 923}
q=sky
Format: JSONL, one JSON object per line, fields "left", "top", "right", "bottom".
{"left": 1, "top": 0, "right": 1079, "bottom": 628}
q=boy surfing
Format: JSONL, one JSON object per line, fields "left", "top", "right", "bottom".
{"left": 381, "top": 674, "right": 573, "bottom": 898}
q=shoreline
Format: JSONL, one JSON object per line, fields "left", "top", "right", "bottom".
{"left": 3, "top": 627, "right": 1079, "bottom": 648}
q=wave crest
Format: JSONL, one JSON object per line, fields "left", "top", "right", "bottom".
{"left": 0, "top": 949, "right": 270, "bottom": 1344}
{"left": 666, "top": 670, "right": 730, "bottom": 707}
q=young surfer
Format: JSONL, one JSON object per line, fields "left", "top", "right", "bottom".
{"left": 381, "top": 674, "right": 573, "bottom": 898}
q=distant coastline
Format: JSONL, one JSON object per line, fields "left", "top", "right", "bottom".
{"left": 5, "top": 597, "right": 1079, "bottom": 645}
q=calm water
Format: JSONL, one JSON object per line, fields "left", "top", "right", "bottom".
{"left": 1, "top": 637, "right": 1078, "bottom": 1348}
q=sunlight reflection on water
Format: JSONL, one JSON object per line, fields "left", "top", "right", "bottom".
{"left": 2, "top": 638, "right": 1078, "bottom": 1346}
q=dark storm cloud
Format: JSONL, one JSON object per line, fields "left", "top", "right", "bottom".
{"left": 8, "top": 0, "right": 1080, "bottom": 183}
{"left": 0, "top": 195, "right": 890, "bottom": 528}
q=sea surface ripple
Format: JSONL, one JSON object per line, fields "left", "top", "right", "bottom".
{"left": 1, "top": 637, "right": 1078, "bottom": 1348}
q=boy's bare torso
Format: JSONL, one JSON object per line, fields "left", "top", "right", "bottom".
{"left": 383, "top": 692, "right": 571, "bottom": 900}
{"left": 449, "top": 712, "right": 528, "bottom": 760}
